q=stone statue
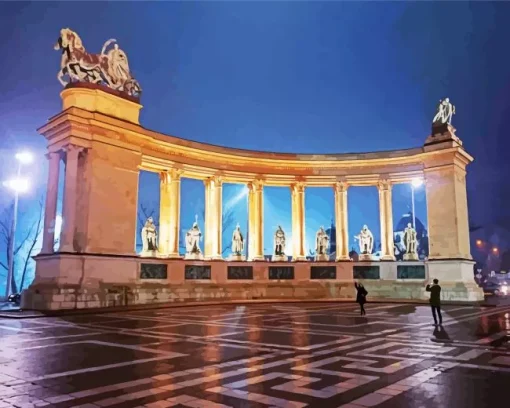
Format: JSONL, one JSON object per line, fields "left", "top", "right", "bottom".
{"left": 54, "top": 28, "right": 142, "bottom": 97}
{"left": 141, "top": 217, "right": 157, "bottom": 256}
{"left": 432, "top": 98, "right": 455, "bottom": 125}
{"left": 354, "top": 225, "right": 374, "bottom": 258}
{"left": 272, "top": 225, "right": 287, "bottom": 261}
{"left": 315, "top": 226, "right": 330, "bottom": 261}
{"left": 403, "top": 223, "right": 419, "bottom": 261}
{"left": 229, "top": 223, "right": 246, "bottom": 261}
{"left": 274, "top": 226, "right": 286, "bottom": 256}
{"left": 185, "top": 215, "right": 203, "bottom": 259}
{"left": 231, "top": 223, "right": 244, "bottom": 255}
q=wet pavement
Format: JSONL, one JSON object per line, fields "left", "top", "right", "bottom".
{"left": 0, "top": 302, "right": 509, "bottom": 407}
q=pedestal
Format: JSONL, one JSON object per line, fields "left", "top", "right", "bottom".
{"left": 184, "top": 253, "right": 204, "bottom": 261}
{"left": 140, "top": 251, "right": 157, "bottom": 258}
{"left": 271, "top": 255, "right": 288, "bottom": 262}
{"left": 403, "top": 252, "right": 419, "bottom": 261}
{"left": 426, "top": 259, "right": 484, "bottom": 301}
{"left": 228, "top": 254, "right": 246, "bottom": 261}
{"left": 315, "top": 254, "right": 329, "bottom": 262}
{"left": 358, "top": 253, "right": 373, "bottom": 262}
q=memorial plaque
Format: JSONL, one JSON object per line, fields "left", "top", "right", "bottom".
{"left": 397, "top": 265, "right": 426, "bottom": 279}
{"left": 353, "top": 265, "right": 380, "bottom": 280}
{"left": 269, "top": 266, "right": 294, "bottom": 280}
{"left": 140, "top": 263, "right": 167, "bottom": 279}
{"left": 228, "top": 266, "right": 253, "bottom": 280}
{"left": 185, "top": 265, "right": 211, "bottom": 280}
{"left": 311, "top": 266, "right": 336, "bottom": 279}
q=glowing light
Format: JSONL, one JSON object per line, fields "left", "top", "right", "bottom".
{"left": 502, "top": 285, "right": 508, "bottom": 295}
{"left": 476, "top": 239, "right": 483, "bottom": 247}
{"left": 2, "top": 178, "right": 30, "bottom": 193}
{"left": 493, "top": 247, "right": 499, "bottom": 253}
{"left": 15, "top": 151, "right": 33, "bottom": 164}
{"left": 411, "top": 178, "right": 423, "bottom": 188}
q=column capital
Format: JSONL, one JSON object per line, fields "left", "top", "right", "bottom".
{"left": 160, "top": 168, "right": 183, "bottom": 183}
{"left": 45, "top": 151, "right": 63, "bottom": 161}
{"left": 334, "top": 180, "right": 348, "bottom": 193}
{"left": 377, "top": 178, "right": 392, "bottom": 191}
{"left": 247, "top": 179, "right": 264, "bottom": 192}
{"left": 204, "top": 175, "right": 223, "bottom": 188}
{"left": 290, "top": 182, "right": 305, "bottom": 194}
{"left": 62, "top": 144, "right": 86, "bottom": 154}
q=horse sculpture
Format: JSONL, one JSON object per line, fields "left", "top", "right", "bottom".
{"left": 54, "top": 28, "right": 142, "bottom": 97}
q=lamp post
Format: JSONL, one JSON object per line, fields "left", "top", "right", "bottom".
{"left": 411, "top": 178, "right": 423, "bottom": 230}
{"left": 2, "top": 151, "right": 33, "bottom": 299}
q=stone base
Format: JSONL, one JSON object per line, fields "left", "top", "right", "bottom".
{"left": 315, "top": 254, "right": 330, "bottom": 262}
{"left": 403, "top": 252, "right": 419, "bottom": 261}
{"left": 228, "top": 254, "right": 246, "bottom": 261}
{"left": 139, "top": 250, "right": 158, "bottom": 258}
{"left": 184, "top": 253, "right": 204, "bottom": 260}
{"left": 271, "top": 255, "right": 288, "bottom": 262}
{"left": 358, "top": 253, "right": 373, "bottom": 261}
{"left": 21, "top": 253, "right": 484, "bottom": 310}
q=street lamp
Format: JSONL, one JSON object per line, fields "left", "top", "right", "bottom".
{"left": 2, "top": 151, "right": 33, "bottom": 299}
{"left": 411, "top": 178, "right": 423, "bottom": 230}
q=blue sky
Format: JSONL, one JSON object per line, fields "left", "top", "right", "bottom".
{"left": 0, "top": 1, "right": 508, "bottom": 288}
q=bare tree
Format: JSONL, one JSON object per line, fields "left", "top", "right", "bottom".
{"left": 0, "top": 197, "right": 44, "bottom": 294}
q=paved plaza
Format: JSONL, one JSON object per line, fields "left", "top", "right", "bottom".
{"left": 1, "top": 302, "right": 510, "bottom": 408}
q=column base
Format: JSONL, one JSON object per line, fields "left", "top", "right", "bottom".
{"left": 380, "top": 255, "right": 396, "bottom": 261}
{"left": 293, "top": 256, "right": 308, "bottom": 262}
{"left": 209, "top": 255, "right": 224, "bottom": 261}
{"left": 167, "top": 253, "right": 183, "bottom": 259}
{"left": 228, "top": 254, "right": 246, "bottom": 261}
{"left": 248, "top": 256, "right": 266, "bottom": 262}
{"left": 336, "top": 255, "right": 351, "bottom": 261}
{"left": 359, "top": 253, "right": 374, "bottom": 262}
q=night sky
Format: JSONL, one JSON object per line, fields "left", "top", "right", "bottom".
{"left": 0, "top": 2, "right": 509, "bottom": 287}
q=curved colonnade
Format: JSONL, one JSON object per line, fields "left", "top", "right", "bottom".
{"left": 22, "top": 83, "right": 482, "bottom": 310}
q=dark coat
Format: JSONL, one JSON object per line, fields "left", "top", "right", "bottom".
{"left": 355, "top": 284, "right": 368, "bottom": 304}
{"left": 426, "top": 284, "right": 441, "bottom": 307}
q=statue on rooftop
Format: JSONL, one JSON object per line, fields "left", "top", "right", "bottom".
{"left": 432, "top": 97, "right": 455, "bottom": 125}
{"left": 54, "top": 28, "right": 142, "bottom": 97}
{"left": 354, "top": 225, "right": 374, "bottom": 255}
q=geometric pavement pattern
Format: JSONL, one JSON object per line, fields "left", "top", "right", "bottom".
{"left": 0, "top": 302, "right": 510, "bottom": 408}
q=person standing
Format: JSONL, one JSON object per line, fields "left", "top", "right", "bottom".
{"left": 426, "top": 279, "right": 442, "bottom": 325}
{"left": 354, "top": 282, "right": 368, "bottom": 316}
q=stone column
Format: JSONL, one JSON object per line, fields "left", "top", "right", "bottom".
{"left": 41, "top": 152, "right": 61, "bottom": 253}
{"left": 59, "top": 145, "right": 84, "bottom": 252}
{"left": 168, "top": 169, "right": 183, "bottom": 258}
{"left": 334, "top": 181, "right": 350, "bottom": 260}
{"left": 204, "top": 176, "right": 223, "bottom": 259}
{"left": 248, "top": 180, "right": 264, "bottom": 261}
{"left": 378, "top": 179, "right": 395, "bottom": 261}
{"left": 291, "top": 182, "right": 307, "bottom": 261}
{"left": 159, "top": 169, "right": 183, "bottom": 258}
{"left": 158, "top": 172, "right": 171, "bottom": 256}
{"left": 425, "top": 165, "right": 471, "bottom": 259}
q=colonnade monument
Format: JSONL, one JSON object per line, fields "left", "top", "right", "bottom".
{"left": 21, "top": 29, "right": 483, "bottom": 310}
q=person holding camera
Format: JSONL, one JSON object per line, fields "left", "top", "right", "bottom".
{"left": 426, "top": 279, "right": 442, "bottom": 325}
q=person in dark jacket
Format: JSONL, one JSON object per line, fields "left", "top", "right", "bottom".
{"left": 426, "top": 279, "right": 442, "bottom": 325}
{"left": 354, "top": 282, "right": 368, "bottom": 316}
